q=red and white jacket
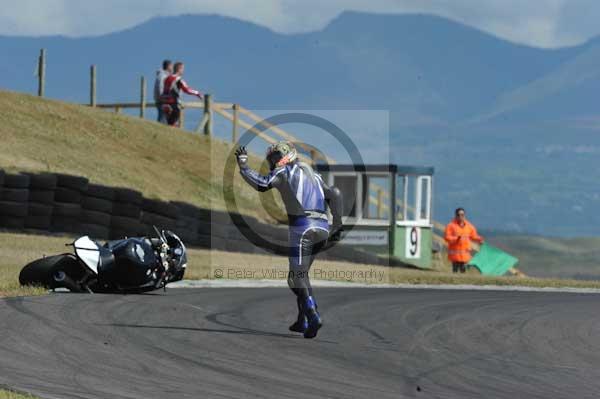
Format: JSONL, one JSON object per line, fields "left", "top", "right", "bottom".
{"left": 160, "top": 75, "right": 202, "bottom": 104}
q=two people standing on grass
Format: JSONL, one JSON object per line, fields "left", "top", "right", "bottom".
{"left": 444, "top": 208, "right": 484, "bottom": 273}
{"left": 153, "top": 60, "right": 203, "bottom": 127}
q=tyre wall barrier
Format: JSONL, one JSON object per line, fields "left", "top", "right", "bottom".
{"left": 52, "top": 173, "right": 88, "bottom": 235}
{"left": 0, "top": 170, "right": 386, "bottom": 265}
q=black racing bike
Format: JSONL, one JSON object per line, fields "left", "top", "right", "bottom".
{"left": 19, "top": 227, "right": 187, "bottom": 293}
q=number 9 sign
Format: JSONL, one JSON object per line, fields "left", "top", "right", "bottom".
{"left": 405, "top": 227, "right": 421, "bottom": 259}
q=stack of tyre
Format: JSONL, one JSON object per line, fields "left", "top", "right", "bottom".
{"left": 172, "top": 201, "right": 205, "bottom": 245}
{"left": 81, "top": 184, "right": 114, "bottom": 239}
{"left": 110, "top": 188, "right": 145, "bottom": 239}
{"left": 25, "top": 173, "right": 57, "bottom": 230}
{"left": 223, "top": 212, "right": 257, "bottom": 254}
{"left": 245, "top": 218, "right": 287, "bottom": 255}
{"left": 202, "top": 211, "right": 228, "bottom": 251}
{"left": 51, "top": 174, "right": 89, "bottom": 234}
{"left": 141, "top": 199, "right": 179, "bottom": 237}
{"left": 195, "top": 207, "right": 213, "bottom": 249}
{"left": 0, "top": 172, "right": 30, "bottom": 229}
{"left": 199, "top": 210, "right": 256, "bottom": 253}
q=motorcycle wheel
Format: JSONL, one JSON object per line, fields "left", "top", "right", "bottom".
{"left": 19, "top": 254, "right": 86, "bottom": 293}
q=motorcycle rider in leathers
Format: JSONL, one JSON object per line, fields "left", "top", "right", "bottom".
{"left": 235, "top": 142, "right": 343, "bottom": 339}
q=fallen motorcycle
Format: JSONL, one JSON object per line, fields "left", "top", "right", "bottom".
{"left": 19, "top": 227, "right": 187, "bottom": 293}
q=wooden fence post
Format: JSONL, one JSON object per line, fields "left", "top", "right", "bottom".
{"left": 310, "top": 149, "right": 317, "bottom": 167}
{"left": 90, "top": 65, "right": 97, "bottom": 107}
{"left": 232, "top": 104, "right": 239, "bottom": 142}
{"left": 203, "top": 94, "right": 212, "bottom": 136}
{"left": 139, "top": 75, "right": 146, "bottom": 118}
{"left": 38, "top": 49, "right": 46, "bottom": 97}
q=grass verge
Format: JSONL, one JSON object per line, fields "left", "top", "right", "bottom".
{"left": 3, "top": 232, "right": 600, "bottom": 299}
{"left": 0, "top": 388, "right": 38, "bottom": 399}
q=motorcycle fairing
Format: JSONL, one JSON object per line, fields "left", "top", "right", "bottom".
{"left": 101, "top": 238, "right": 156, "bottom": 287}
{"left": 74, "top": 236, "right": 100, "bottom": 275}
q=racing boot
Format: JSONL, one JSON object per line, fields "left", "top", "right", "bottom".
{"left": 289, "top": 297, "right": 308, "bottom": 333}
{"left": 289, "top": 316, "right": 308, "bottom": 333}
{"left": 303, "top": 296, "right": 322, "bottom": 339}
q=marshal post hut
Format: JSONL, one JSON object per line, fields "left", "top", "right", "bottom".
{"left": 316, "top": 164, "right": 435, "bottom": 268}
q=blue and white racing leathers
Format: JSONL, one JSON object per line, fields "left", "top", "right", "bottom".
{"left": 239, "top": 162, "right": 342, "bottom": 299}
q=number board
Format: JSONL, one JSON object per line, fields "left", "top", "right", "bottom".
{"left": 405, "top": 227, "right": 421, "bottom": 259}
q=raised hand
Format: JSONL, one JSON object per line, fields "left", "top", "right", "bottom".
{"left": 235, "top": 146, "right": 248, "bottom": 168}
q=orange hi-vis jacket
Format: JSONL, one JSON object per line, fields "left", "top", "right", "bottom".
{"left": 444, "top": 219, "right": 483, "bottom": 263}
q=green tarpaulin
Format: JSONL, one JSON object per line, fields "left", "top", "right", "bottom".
{"left": 470, "top": 243, "right": 519, "bottom": 276}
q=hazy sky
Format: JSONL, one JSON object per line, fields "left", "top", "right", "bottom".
{"left": 0, "top": 0, "right": 598, "bottom": 48}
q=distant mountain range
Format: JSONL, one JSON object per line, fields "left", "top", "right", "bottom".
{"left": 1, "top": 12, "right": 600, "bottom": 236}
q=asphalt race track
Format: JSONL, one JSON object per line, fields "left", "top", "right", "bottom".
{"left": 1, "top": 288, "right": 600, "bottom": 399}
